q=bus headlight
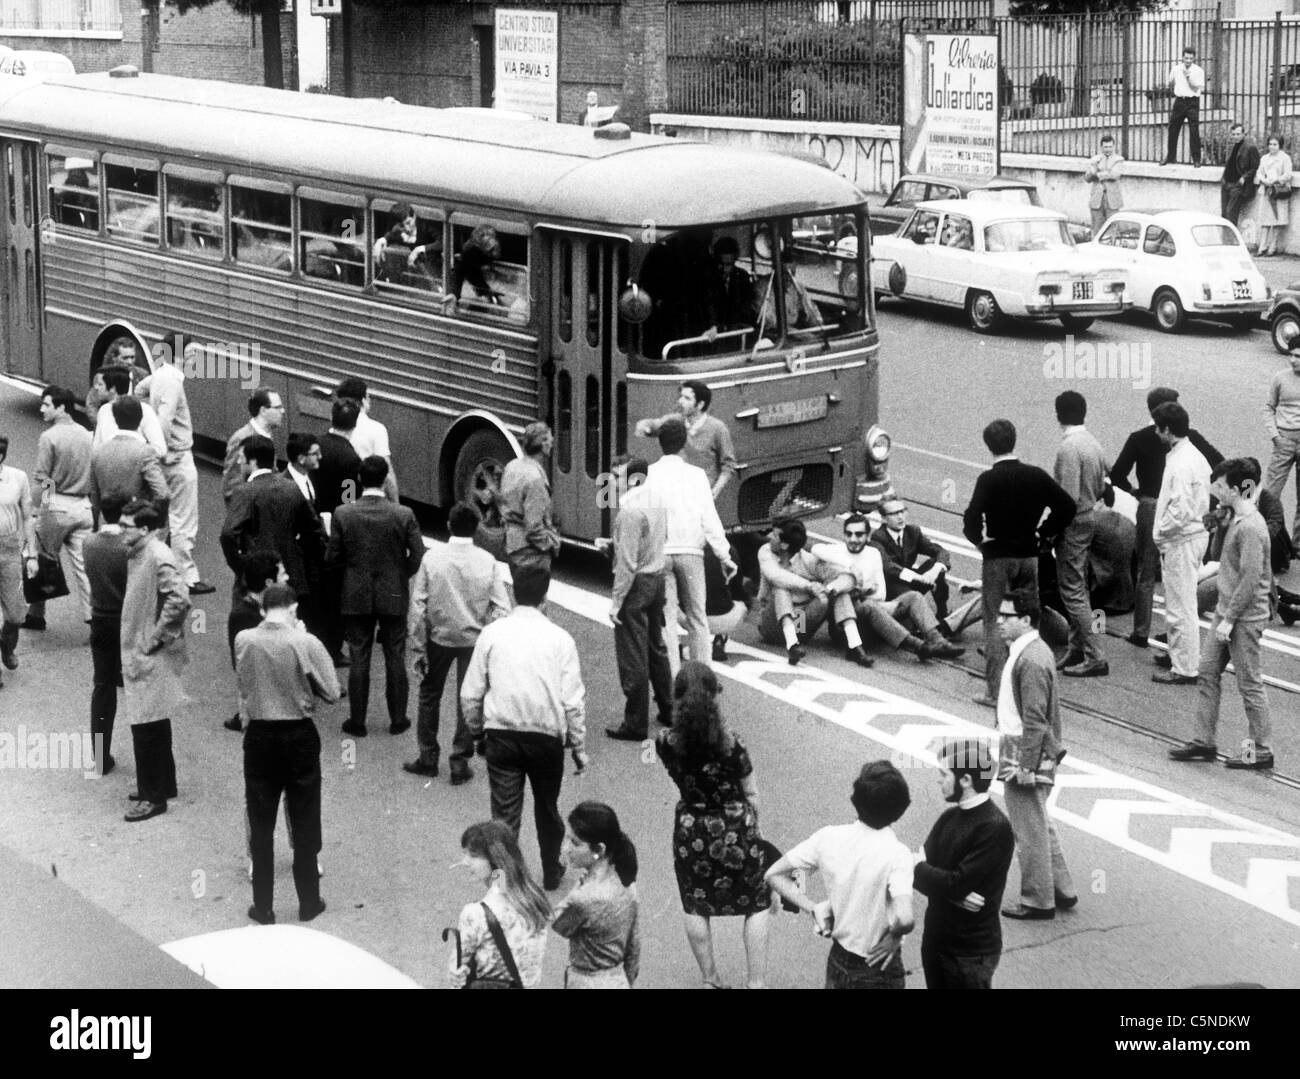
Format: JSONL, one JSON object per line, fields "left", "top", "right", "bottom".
{"left": 864, "top": 425, "right": 891, "bottom": 478}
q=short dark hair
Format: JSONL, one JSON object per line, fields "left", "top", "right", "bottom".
{"left": 247, "top": 387, "right": 275, "bottom": 417}
{"left": 447, "top": 501, "right": 481, "bottom": 537}
{"left": 850, "top": 761, "right": 911, "bottom": 829}
{"left": 110, "top": 395, "right": 143, "bottom": 431}
{"left": 1099, "top": 133, "right": 1115, "bottom": 144}
{"left": 121, "top": 498, "right": 165, "bottom": 530}
{"left": 42, "top": 385, "right": 74, "bottom": 414}
{"left": 1001, "top": 588, "right": 1041, "bottom": 627}
{"left": 938, "top": 738, "right": 996, "bottom": 794}
{"left": 982, "top": 418, "right": 1016, "bottom": 456}
{"left": 1182, "top": 44, "right": 1196, "bottom": 55}
{"left": 1055, "top": 390, "right": 1087, "bottom": 425}
{"left": 713, "top": 236, "right": 740, "bottom": 259}
{"left": 658, "top": 415, "right": 688, "bottom": 456}
{"left": 391, "top": 202, "right": 414, "bottom": 220}
{"left": 330, "top": 397, "right": 360, "bottom": 432}
{"left": 774, "top": 515, "right": 806, "bottom": 553}
{"left": 260, "top": 583, "right": 296, "bottom": 611}
{"left": 511, "top": 565, "right": 550, "bottom": 607}
{"left": 681, "top": 380, "right": 712, "bottom": 412}
{"left": 240, "top": 434, "right": 276, "bottom": 470}
{"left": 1151, "top": 400, "right": 1189, "bottom": 438}
{"left": 240, "top": 551, "right": 283, "bottom": 594}
{"left": 286, "top": 431, "right": 319, "bottom": 463}
{"left": 1146, "top": 386, "right": 1180, "bottom": 413}
{"left": 335, "top": 376, "right": 368, "bottom": 402}
{"left": 1211, "top": 456, "right": 1259, "bottom": 490}
{"left": 522, "top": 421, "right": 551, "bottom": 455}
{"left": 98, "top": 493, "right": 126, "bottom": 525}
{"left": 625, "top": 456, "right": 649, "bottom": 482}
{"left": 100, "top": 366, "right": 131, "bottom": 396}
{"left": 843, "top": 512, "right": 869, "bottom": 533}
{"left": 358, "top": 455, "right": 389, "bottom": 489}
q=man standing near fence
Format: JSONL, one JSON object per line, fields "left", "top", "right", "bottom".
{"left": 1161, "top": 45, "right": 1205, "bottom": 168}
{"left": 1220, "top": 121, "right": 1260, "bottom": 227}
{"left": 1083, "top": 134, "right": 1124, "bottom": 236}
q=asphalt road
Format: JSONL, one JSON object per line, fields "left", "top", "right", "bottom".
{"left": 2, "top": 277, "right": 1300, "bottom": 990}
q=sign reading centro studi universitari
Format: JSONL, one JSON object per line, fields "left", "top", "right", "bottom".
{"left": 901, "top": 32, "right": 999, "bottom": 178}
{"left": 494, "top": 8, "right": 559, "bottom": 122}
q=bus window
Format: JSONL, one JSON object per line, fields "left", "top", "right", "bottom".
{"left": 450, "top": 220, "right": 530, "bottom": 324}
{"left": 637, "top": 227, "right": 717, "bottom": 360}
{"left": 104, "top": 157, "right": 159, "bottom": 245}
{"left": 371, "top": 201, "right": 444, "bottom": 296}
{"left": 557, "top": 236, "right": 573, "bottom": 343}
{"left": 556, "top": 369, "right": 572, "bottom": 474}
{"left": 757, "top": 213, "right": 863, "bottom": 341}
{"left": 614, "top": 245, "right": 629, "bottom": 354}
{"left": 230, "top": 180, "right": 291, "bottom": 273}
{"left": 165, "top": 170, "right": 224, "bottom": 259}
{"left": 300, "top": 192, "right": 365, "bottom": 287}
{"left": 46, "top": 150, "right": 99, "bottom": 232}
{"left": 584, "top": 373, "right": 599, "bottom": 478}
{"left": 585, "top": 240, "right": 601, "bottom": 347}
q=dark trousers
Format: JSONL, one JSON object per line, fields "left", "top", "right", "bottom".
{"left": 613, "top": 572, "right": 672, "bottom": 736}
{"left": 130, "top": 719, "right": 177, "bottom": 803}
{"left": 1222, "top": 185, "right": 1253, "bottom": 227}
{"left": 921, "top": 945, "right": 1000, "bottom": 989}
{"left": 982, "top": 555, "right": 1038, "bottom": 697}
{"left": 89, "top": 615, "right": 121, "bottom": 763}
{"left": 345, "top": 612, "right": 408, "bottom": 728}
{"left": 825, "top": 941, "right": 905, "bottom": 989}
{"left": 1167, "top": 97, "right": 1201, "bottom": 163}
{"left": 416, "top": 643, "right": 475, "bottom": 769}
{"left": 485, "top": 730, "right": 565, "bottom": 881}
{"left": 316, "top": 568, "right": 346, "bottom": 664}
{"left": 244, "top": 719, "right": 321, "bottom": 915}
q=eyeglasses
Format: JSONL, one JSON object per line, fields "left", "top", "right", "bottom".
{"left": 844, "top": 529, "right": 868, "bottom": 538}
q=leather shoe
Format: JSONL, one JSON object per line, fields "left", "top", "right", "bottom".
{"left": 1153, "top": 652, "right": 1172, "bottom": 668}
{"left": 247, "top": 904, "right": 275, "bottom": 925}
{"left": 224, "top": 715, "right": 242, "bottom": 732}
{"left": 1002, "top": 903, "right": 1055, "bottom": 920}
{"left": 1126, "top": 633, "right": 1148, "bottom": 648}
{"left": 449, "top": 767, "right": 474, "bottom": 786}
{"left": 0, "top": 644, "right": 16, "bottom": 670}
{"left": 606, "top": 725, "right": 647, "bottom": 741}
{"left": 402, "top": 760, "right": 438, "bottom": 777}
{"left": 187, "top": 581, "right": 216, "bottom": 596}
{"left": 299, "top": 898, "right": 327, "bottom": 923}
{"left": 124, "top": 800, "right": 167, "bottom": 823}
{"left": 340, "top": 721, "right": 367, "bottom": 738}
{"left": 786, "top": 643, "right": 805, "bottom": 666}
{"left": 844, "top": 645, "right": 874, "bottom": 668}
{"left": 1055, "top": 892, "right": 1079, "bottom": 911}
{"left": 1055, "top": 650, "right": 1084, "bottom": 671}
{"left": 712, "top": 636, "right": 728, "bottom": 662}
{"left": 1151, "top": 670, "right": 1196, "bottom": 685}
{"left": 1169, "top": 742, "right": 1217, "bottom": 762}
{"left": 920, "top": 639, "right": 965, "bottom": 661}
{"left": 389, "top": 718, "right": 411, "bottom": 735}
{"left": 1062, "top": 660, "right": 1109, "bottom": 677}
{"left": 1224, "top": 754, "right": 1275, "bottom": 771}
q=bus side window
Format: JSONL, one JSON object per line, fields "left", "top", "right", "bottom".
{"left": 450, "top": 221, "right": 530, "bottom": 324}
{"left": 104, "top": 160, "right": 159, "bottom": 245}
{"left": 300, "top": 193, "right": 365, "bottom": 287}
{"left": 46, "top": 152, "right": 100, "bottom": 232}
{"left": 371, "top": 203, "right": 445, "bottom": 297}
{"left": 165, "top": 172, "right": 224, "bottom": 259}
{"left": 231, "top": 182, "right": 291, "bottom": 273}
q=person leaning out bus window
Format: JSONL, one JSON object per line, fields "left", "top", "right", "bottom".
{"left": 452, "top": 224, "right": 502, "bottom": 305}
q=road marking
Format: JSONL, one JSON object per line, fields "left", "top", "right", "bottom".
{"left": 892, "top": 440, "right": 986, "bottom": 471}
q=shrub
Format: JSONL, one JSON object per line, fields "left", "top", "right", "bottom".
{"left": 1029, "top": 72, "right": 1065, "bottom": 105}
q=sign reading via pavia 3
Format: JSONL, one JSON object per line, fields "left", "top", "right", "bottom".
{"left": 494, "top": 8, "right": 559, "bottom": 122}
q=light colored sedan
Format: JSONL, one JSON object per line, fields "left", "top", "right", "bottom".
{"left": 1084, "top": 210, "right": 1270, "bottom": 333}
{"left": 869, "top": 200, "right": 1129, "bottom": 334}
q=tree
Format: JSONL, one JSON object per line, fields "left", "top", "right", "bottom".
{"left": 171, "top": 0, "right": 286, "bottom": 89}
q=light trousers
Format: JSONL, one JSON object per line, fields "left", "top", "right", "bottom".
{"left": 1159, "top": 533, "right": 1209, "bottom": 677}
{"left": 1194, "top": 616, "right": 1273, "bottom": 752}
{"left": 163, "top": 452, "right": 200, "bottom": 585}
{"left": 1003, "top": 781, "right": 1075, "bottom": 911}
{"left": 662, "top": 553, "right": 709, "bottom": 676}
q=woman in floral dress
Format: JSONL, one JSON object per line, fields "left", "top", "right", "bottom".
{"left": 655, "top": 661, "right": 770, "bottom": 988}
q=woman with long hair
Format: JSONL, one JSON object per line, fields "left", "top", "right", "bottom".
{"left": 1255, "top": 134, "right": 1293, "bottom": 256}
{"left": 655, "top": 661, "right": 771, "bottom": 988}
{"left": 449, "top": 820, "right": 551, "bottom": 988}
{"left": 551, "top": 801, "right": 641, "bottom": 988}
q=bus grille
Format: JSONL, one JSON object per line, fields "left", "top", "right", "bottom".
{"left": 737, "top": 465, "right": 834, "bottom": 527}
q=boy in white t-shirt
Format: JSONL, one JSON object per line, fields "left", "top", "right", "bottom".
{"left": 766, "top": 761, "right": 914, "bottom": 988}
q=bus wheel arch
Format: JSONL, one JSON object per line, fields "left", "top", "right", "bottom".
{"left": 441, "top": 414, "right": 522, "bottom": 528}
{"left": 89, "top": 321, "right": 153, "bottom": 382}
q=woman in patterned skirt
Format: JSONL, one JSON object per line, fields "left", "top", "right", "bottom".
{"left": 655, "top": 661, "right": 770, "bottom": 988}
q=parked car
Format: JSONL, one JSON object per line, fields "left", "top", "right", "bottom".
{"left": 1083, "top": 210, "right": 1270, "bottom": 333}
{"left": 0, "top": 50, "right": 74, "bottom": 80}
{"left": 1266, "top": 284, "right": 1300, "bottom": 353}
{"left": 867, "top": 173, "right": 1092, "bottom": 243}
{"left": 869, "top": 200, "right": 1129, "bottom": 334}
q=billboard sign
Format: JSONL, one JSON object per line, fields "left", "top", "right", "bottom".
{"left": 494, "top": 8, "right": 559, "bottom": 122}
{"left": 901, "top": 32, "right": 999, "bottom": 178}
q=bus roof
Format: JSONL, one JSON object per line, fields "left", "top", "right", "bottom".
{"left": 0, "top": 72, "right": 863, "bottom": 228}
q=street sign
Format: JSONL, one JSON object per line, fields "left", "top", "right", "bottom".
{"left": 494, "top": 8, "right": 559, "bottom": 122}
{"left": 310, "top": 0, "right": 343, "bottom": 17}
{"left": 901, "top": 31, "right": 1000, "bottom": 178}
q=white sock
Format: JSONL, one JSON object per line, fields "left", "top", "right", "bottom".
{"left": 842, "top": 620, "right": 863, "bottom": 650}
{"left": 782, "top": 619, "right": 800, "bottom": 649}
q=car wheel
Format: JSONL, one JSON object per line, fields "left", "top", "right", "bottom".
{"left": 1059, "top": 315, "right": 1094, "bottom": 333}
{"left": 1271, "top": 307, "right": 1300, "bottom": 353}
{"left": 452, "top": 428, "right": 513, "bottom": 530}
{"left": 966, "top": 290, "right": 1002, "bottom": 334}
{"left": 1152, "top": 288, "right": 1187, "bottom": 333}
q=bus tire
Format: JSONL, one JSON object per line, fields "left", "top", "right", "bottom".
{"left": 452, "top": 428, "right": 514, "bottom": 528}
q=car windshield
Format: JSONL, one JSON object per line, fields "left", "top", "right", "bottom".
{"left": 1191, "top": 224, "right": 1241, "bottom": 248}
{"left": 983, "top": 218, "right": 1072, "bottom": 253}
{"left": 968, "top": 187, "right": 1034, "bottom": 206}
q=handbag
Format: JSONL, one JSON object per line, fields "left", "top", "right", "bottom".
{"left": 463, "top": 902, "right": 524, "bottom": 990}
{"left": 23, "top": 552, "right": 69, "bottom": 604}
{"left": 1268, "top": 181, "right": 1292, "bottom": 201}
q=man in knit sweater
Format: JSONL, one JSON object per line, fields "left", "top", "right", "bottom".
{"left": 913, "top": 738, "right": 1015, "bottom": 988}
{"left": 1263, "top": 345, "right": 1300, "bottom": 547}
{"left": 1171, "top": 458, "right": 1277, "bottom": 770}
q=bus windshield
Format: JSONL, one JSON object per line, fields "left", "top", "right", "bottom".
{"left": 636, "top": 211, "right": 865, "bottom": 362}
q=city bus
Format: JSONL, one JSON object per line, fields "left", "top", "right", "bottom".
{"left": 0, "top": 69, "right": 892, "bottom": 546}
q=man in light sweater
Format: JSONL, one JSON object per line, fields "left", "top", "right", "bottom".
{"left": 30, "top": 385, "right": 94, "bottom": 628}
{"left": 92, "top": 366, "right": 166, "bottom": 458}
{"left": 1150, "top": 401, "right": 1211, "bottom": 685}
{"left": 1171, "top": 458, "right": 1276, "bottom": 770}
{"left": 461, "top": 566, "right": 587, "bottom": 891}
{"left": 638, "top": 417, "right": 736, "bottom": 669}
{"left": 1263, "top": 345, "right": 1300, "bottom": 547}
{"left": 1052, "top": 391, "right": 1110, "bottom": 678}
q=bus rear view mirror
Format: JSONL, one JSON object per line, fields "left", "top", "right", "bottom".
{"left": 618, "top": 285, "right": 652, "bottom": 324}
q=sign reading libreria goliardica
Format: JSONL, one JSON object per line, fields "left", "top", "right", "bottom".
{"left": 901, "top": 33, "right": 1000, "bottom": 179}
{"left": 495, "top": 8, "right": 559, "bottom": 122}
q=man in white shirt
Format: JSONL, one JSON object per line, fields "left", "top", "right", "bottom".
{"left": 461, "top": 566, "right": 587, "bottom": 891}
{"left": 336, "top": 377, "right": 398, "bottom": 501}
{"left": 1162, "top": 45, "right": 1205, "bottom": 167}
{"left": 637, "top": 417, "right": 736, "bottom": 669}
{"left": 1150, "top": 402, "right": 1211, "bottom": 684}
{"left": 766, "top": 761, "right": 915, "bottom": 989}
{"left": 222, "top": 388, "right": 284, "bottom": 503}
{"left": 93, "top": 366, "right": 166, "bottom": 458}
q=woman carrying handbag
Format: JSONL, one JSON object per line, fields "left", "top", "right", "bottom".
{"left": 1254, "top": 133, "right": 1294, "bottom": 256}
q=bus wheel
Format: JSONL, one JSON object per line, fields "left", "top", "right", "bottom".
{"left": 453, "top": 429, "right": 512, "bottom": 528}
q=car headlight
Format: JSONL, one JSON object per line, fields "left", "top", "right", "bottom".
{"left": 865, "top": 424, "right": 891, "bottom": 462}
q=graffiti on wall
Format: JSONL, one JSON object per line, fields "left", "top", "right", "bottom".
{"left": 806, "top": 132, "right": 897, "bottom": 194}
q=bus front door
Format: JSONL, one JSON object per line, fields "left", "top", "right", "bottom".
{"left": 545, "top": 231, "right": 629, "bottom": 541}
{"left": 0, "top": 140, "right": 43, "bottom": 379}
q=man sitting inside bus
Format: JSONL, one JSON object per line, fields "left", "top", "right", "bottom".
{"left": 757, "top": 264, "right": 823, "bottom": 336}
{"left": 710, "top": 236, "right": 756, "bottom": 336}
{"left": 373, "top": 202, "right": 442, "bottom": 289}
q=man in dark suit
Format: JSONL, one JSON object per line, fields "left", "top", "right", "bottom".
{"left": 88, "top": 397, "right": 169, "bottom": 523}
{"left": 870, "top": 497, "right": 952, "bottom": 619}
{"left": 315, "top": 398, "right": 363, "bottom": 523}
{"left": 710, "top": 236, "right": 755, "bottom": 332}
{"left": 219, "top": 435, "right": 325, "bottom": 607}
{"left": 222, "top": 387, "right": 284, "bottom": 504}
{"left": 1220, "top": 120, "right": 1260, "bottom": 227}
{"left": 326, "top": 455, "right": 424, "bottom": 737}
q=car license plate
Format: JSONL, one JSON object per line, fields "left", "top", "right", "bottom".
{"left": 756, "top": 395, "right": 828, "bottom": 429}
{"left": 1072, "top": 280, "right": 1093, "bottom": 301}
{"left": 1233, "top": 280, "right": 1251, "bottom": 300}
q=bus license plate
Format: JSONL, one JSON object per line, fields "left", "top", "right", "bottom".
{"left": 756, "top": 395, "right": 828, "bottom": 428}
{"left": 1072, "top": 280, "right": 1093, "bottom": 301}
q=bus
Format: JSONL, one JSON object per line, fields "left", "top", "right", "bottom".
{"left": 0, "top": 69, "right": 893, "bottom": 546}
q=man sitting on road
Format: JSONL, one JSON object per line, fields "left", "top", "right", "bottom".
{"left": 869, "top": 498, "right": 952, "bottom": 620}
